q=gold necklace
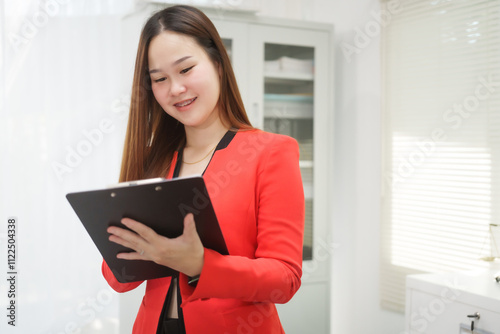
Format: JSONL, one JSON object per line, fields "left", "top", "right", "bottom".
{"left": 182, "top": 145, "right": 217, "bottom": 165}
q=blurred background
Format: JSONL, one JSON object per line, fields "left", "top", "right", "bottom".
{"left": 2, "top": 0, "right": 499, "bottom": 333}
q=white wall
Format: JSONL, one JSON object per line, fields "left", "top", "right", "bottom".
{"left": 261, "top": 0, "right": 406, "bottom": 333}
{"left": 318, "top": 1, "right": 405, "bottom": 333}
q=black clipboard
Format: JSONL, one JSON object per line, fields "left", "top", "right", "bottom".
{"left": 66, "top": 176, "right": 228, "bottom": 283}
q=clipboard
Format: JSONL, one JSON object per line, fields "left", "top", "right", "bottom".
{"left": 66, "top": 176, "right": 228, "bottom": 283}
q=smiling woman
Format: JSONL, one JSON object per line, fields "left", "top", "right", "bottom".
{"left": 101, "top": 5, "right": 305, "bottom": 334}
{"left": 148, "top": 31, "right": 222, "bottom": 131}
{"left": 118, "top": 4, "right": 253, "bottom": 182}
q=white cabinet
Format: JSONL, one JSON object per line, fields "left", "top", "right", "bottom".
{"left": 212, "top": 14, "right": 334, "bottom": 334}
{"left": 405, "top": 270, "right": 500, "bottom": 334}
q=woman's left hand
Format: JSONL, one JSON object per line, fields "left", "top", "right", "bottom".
{"left": 107, "top": 213, "right": 204, "bottom": 277}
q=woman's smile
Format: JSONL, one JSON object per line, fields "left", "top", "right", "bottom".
{"left": 174, "top": 97, "right": 197, "bottom": 111}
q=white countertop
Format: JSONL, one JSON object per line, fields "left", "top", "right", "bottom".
{"left": 407, "top": 268, "right": 500, "bottom": 311}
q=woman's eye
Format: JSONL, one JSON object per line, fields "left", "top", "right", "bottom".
{"left": 154, "top": 77, "right": 166, "bottom": 83}
{"left": 181, "top": 66, "right": 194, "bottom": 74}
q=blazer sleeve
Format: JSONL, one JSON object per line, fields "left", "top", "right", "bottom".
{"left": 181, "top": 135, "right": 305, "bottom": 305}
{"left": 102, "top": 260, "right": 144, "bottom": 293}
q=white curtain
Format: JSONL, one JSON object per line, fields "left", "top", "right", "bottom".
{"left": 0, "top": 1, "right": 140, "bottom": 333}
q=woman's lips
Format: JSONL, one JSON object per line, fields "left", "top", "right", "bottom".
{"left": 174, "top": 97, "right": 197, "bottom": 111}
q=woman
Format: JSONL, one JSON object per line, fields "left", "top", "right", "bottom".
{"left": 103, "top": 5, "right": 305, "bottom": 334}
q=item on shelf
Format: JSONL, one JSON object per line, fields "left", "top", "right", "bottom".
{"left": 264, "top": 94, "right": 313, "bottom": 119}
{"left": 264, "top": 118, "right": 293, "bottom": 136}
{"left": 264, "top": 59, "right": 280, "bottom": 72}
{"left": 264, "top": 56, "right": 314, "bottom": 75}
{"left": 304, "top": 199, "right": 313, "bottom": 248}
{"left": 299, "top": 139, "right": 313, "bottom": 161}
{"left": 301, "top": 165, "right": 313, "bottom": 200}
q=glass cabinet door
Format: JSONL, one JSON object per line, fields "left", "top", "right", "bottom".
{"left": 219, "top": 33, "right": 315, "bottom": 259}
{"left": 222, "top": 38, "right": 233, "bottom": 61}
{"left": 249, "top": 23, "right": 332, "bottom": 269}
{"left": 213, "top": 18, "right": 333, "bottom": 333}
{"left": 217, "top": 21, "right": 331, "bottom": 277}
{"left": 262, "top": 43, "right": 315, "bottom": 260}
{"left": 211, "top": 19, "right": 250, "bottom": 111}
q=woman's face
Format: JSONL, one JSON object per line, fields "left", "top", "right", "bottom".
{"left": 148, "top": 31, "right": 221, "bottom": 129}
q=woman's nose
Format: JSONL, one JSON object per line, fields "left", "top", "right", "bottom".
{"left": 170, "top": 79, "right": 187, "bottom": 96}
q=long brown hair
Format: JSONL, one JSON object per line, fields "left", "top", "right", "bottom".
{"left": 119, "top": 5, "right": 253, "bottom": 182}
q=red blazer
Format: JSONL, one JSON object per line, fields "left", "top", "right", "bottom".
{"left": 102, "top": 130, "right": 305, "bottom": 334}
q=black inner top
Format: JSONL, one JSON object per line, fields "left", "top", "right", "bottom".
{"left": 172, "top": 129, "right": 237, "bottom": 178}
{"left": 156, "top": 129, "right": 237, "bottom": 334}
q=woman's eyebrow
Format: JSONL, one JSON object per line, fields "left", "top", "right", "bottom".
{"left": 173, "top": 55, "right": 192, "bottom": 66}
{"left": 149, "top": 56, "right": 193, "bottom": 74}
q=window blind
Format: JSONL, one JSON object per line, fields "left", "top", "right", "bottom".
{"left": 381, "top": 0, "right": 500, "bottom": 312}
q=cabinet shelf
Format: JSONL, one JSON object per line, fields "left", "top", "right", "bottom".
{"left": 264, "top": 94, "right": 313, "bottom": 119}
{"left": 264, "top": 106, "right": 313, "bottom": 119}
{"left": 264, "top": 71, "right": 314, "bottom": 84}
{"left": 264, "top": 93, "right": 313, "bottom": 103}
